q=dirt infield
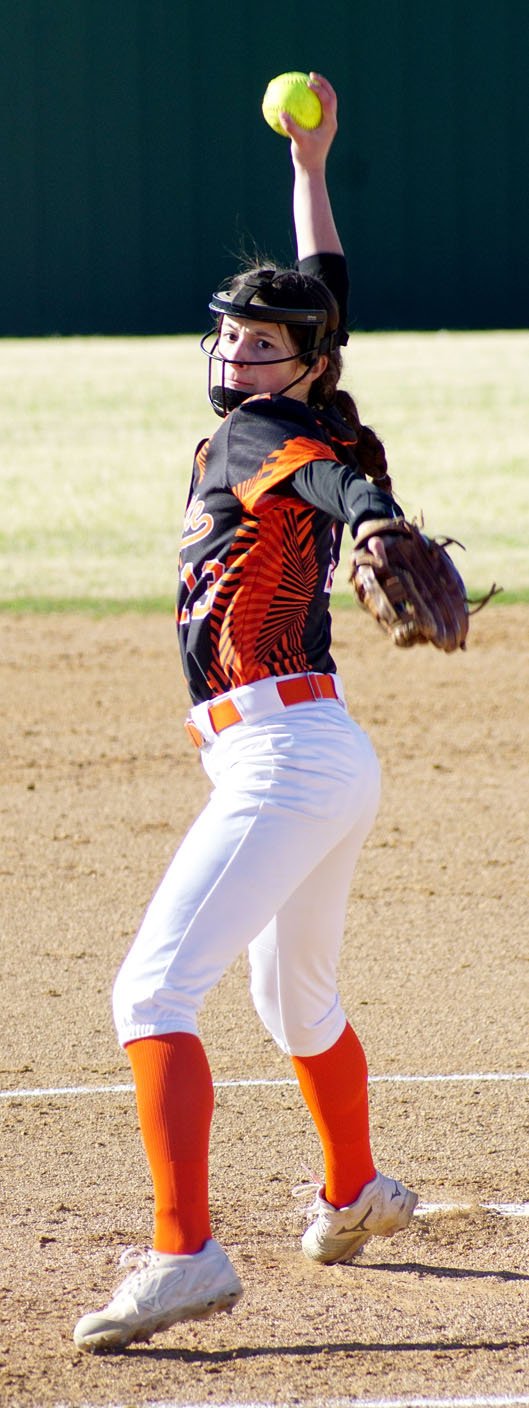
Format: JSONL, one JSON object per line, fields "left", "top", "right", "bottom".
{"left": 1, "top": 606, "right": 528, "bottom": 1408}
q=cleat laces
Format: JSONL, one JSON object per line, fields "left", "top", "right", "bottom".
{"left": 108, "top": 1247, "right": 157, "bottom": 1307}
{"left": 292, "top": 1168, "right": 321, "bottom": 1221}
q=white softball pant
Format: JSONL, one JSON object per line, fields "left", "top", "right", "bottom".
{"left": 113, "top": 675, "right": 381, "bottom": 1058}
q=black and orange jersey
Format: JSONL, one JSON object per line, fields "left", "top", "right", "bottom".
{"left": 177, "top": 250, "right": 398, "bottom": 703}
{"left": 177, "top": 393, "right": 396, "bottom": 704}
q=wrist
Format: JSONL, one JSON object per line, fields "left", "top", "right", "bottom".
{"left": 292, "top": 156, "right": 328, "bottom": 179}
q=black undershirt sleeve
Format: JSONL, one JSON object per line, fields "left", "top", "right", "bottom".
{"left": 291, "top": 460, "right": 400, "bottom": 537}
{"left": 297, "top": 252, "right": 349, "bottom": 343}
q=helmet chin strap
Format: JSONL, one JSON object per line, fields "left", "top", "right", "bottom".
{"left": 210, "top": 384, "right": 247, "bottom": 416}
{"left": 209, "top": 354, "right": 315, "bottom": 419}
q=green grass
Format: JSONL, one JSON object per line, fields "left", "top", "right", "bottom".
{"left": 1, "top": 331, "right": 528, "bottom": 609}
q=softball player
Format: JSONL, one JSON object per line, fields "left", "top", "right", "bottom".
{"left": 74, "top": 73, "right": 417, "bottom": 1354}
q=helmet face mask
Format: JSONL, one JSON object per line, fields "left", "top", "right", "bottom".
{"left": 201, "top": 267, "right": 343, "bottom": 417}
{"left": 200, "top": 326, "right": 322, "bottom": 417}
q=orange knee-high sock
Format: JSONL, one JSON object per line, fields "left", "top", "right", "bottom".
{"left": 125, "top": 1032, "right": 213, "bottom": 1255}
{"left": 291, "top": 1022, "right": 376, "bottom": 1209}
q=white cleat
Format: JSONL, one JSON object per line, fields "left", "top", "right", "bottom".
{"left": 302, "top": 1171, "right": 419, "bottom": 1265}
{"left": 73, "top": 1238, "right": 243, "bottom": 1353}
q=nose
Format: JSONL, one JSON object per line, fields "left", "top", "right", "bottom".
{"left": 225, "top": 334, "right": 249, "bottom": 364}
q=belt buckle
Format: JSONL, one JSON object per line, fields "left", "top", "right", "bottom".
{"left": 307, "top": 673, "right": 323, "bottom": 700}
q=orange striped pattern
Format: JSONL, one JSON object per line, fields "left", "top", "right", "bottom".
{"left": 232, "top": 435, "right": 340, "bottom": 514}
{"left": 194, "top": 439, "right": 209, "bottom": 486}
{"left": 205, "top": 501, "right": 320, "bottom": 695}
{"left": 177, "top": 398, "right": 351, "bottom": 703}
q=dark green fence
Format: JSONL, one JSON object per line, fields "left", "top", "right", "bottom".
{"left": 1, "top": 0, "right": 527, "bottom": 333}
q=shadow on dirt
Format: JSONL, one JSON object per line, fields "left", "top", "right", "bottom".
{"left": 123, "top": 1331, "right": 529, "bottom": 1364}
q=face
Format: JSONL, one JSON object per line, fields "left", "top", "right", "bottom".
{"left": 216, "top": 315, "right": 319, "bottom": 402}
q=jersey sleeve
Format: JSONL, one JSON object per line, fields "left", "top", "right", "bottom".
{"left": 291, "top": 460, "right": 399, "bottom": 536}
{"left": 223, "top": 395, "right": 341, "bottom": 513}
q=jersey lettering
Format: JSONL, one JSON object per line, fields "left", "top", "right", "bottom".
{"left": 178, "top": 558, "right": 224, "bottom": 624}
{"left": 181, "top": 495, "right": 214, "bottom": 547}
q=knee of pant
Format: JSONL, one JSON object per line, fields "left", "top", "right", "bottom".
{"left": 253, "top": 991, "right": 346, "bottom": 1060}
{"left": 250, "top": 972, "right": 344, "bottom": 1058}
{"left": 279, "top": 1008, "right": 346, "bottom": 1058}
{"left": 249, "top": 968, "right": 288, "bottom": 1053}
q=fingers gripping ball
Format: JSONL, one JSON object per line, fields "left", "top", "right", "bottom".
{"left": 350, "top": 518, "right": 470, "bottom": 652}
{"left": 262, "top": 72, "right": 323, "bottom": 135}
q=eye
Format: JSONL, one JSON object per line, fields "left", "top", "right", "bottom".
{"left": 257, "top": 337, "right": 274, "bottom": 350}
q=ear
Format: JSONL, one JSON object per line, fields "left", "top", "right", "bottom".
{"left": 307, "top": 353, "right": 328, "bottom": 383}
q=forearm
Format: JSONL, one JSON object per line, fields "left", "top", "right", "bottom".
{"left": 293, "top": 165, "right": 344, "bottom": 260}
{"left": 280, "top": 73, "right": 343, "bottom": 260}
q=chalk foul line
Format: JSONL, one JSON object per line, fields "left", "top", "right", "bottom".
{"left": 1, "top": 1071, "right": 529, "bottom": 1102}
{"left": 51, "top": 1391, "right": 529, "bottom": 1408}
{"left": 2, "top": 1076, "right": 527, "bottom": 1220}
{"left": 415, "top": 1201, "right": 529, "bottom": 1218}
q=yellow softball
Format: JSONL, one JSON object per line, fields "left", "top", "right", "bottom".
{"left": 261, "top": 71, "right": 323, "bottom": 136}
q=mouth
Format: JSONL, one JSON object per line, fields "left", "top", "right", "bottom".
{"left": 225, "top": 374, "right": 254, "bottom": 390}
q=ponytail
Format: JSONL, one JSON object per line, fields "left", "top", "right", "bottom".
{"left": 310, "top": 350, "right": 393, "bottom": 496}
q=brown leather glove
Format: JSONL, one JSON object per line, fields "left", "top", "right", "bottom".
{"left": 350, "top": 518, "right": 471, "bottom": 651}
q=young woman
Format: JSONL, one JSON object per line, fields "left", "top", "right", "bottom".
{"left": 74, "top": 73, "right": 417, "bottom": 1354}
